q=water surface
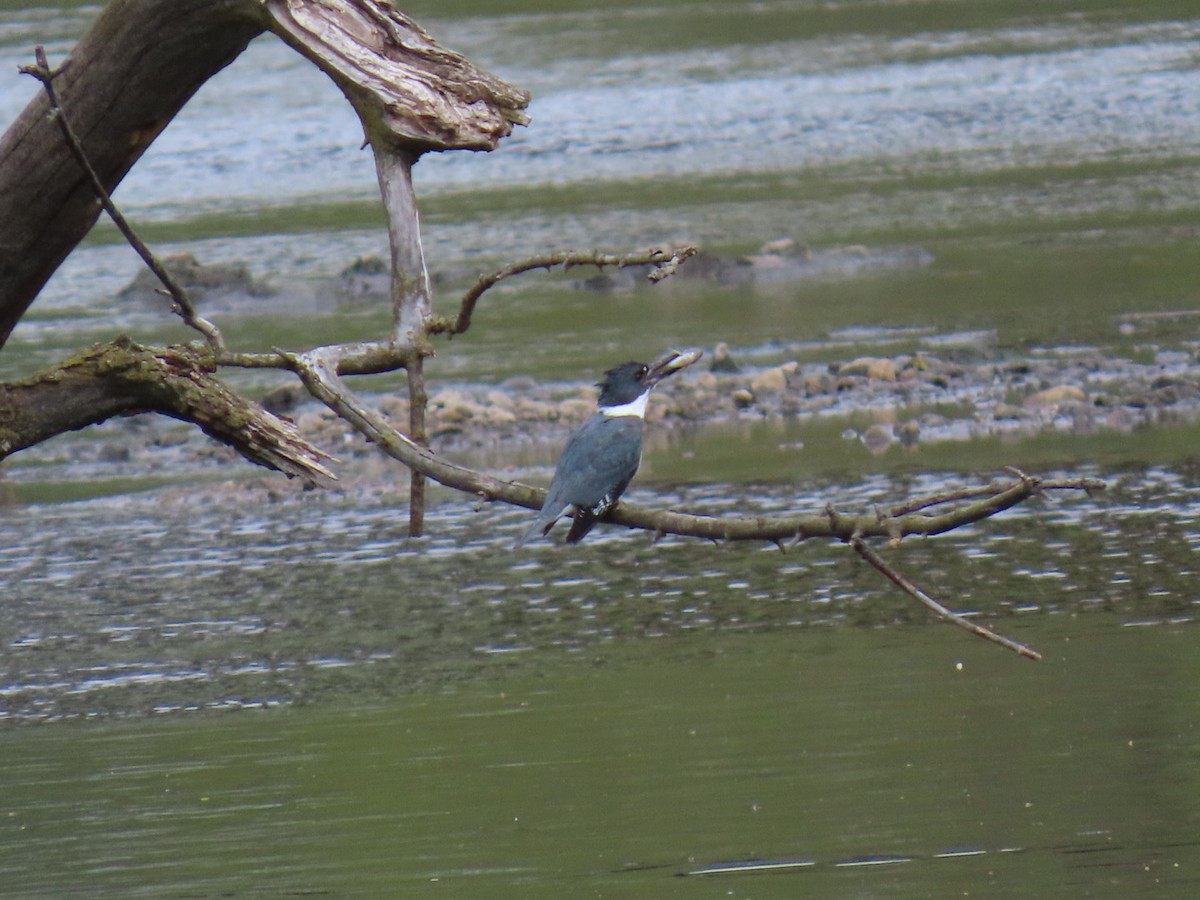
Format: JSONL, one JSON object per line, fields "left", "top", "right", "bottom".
{"left": 3, "top": 1, "right": 1200, "bottom": 897}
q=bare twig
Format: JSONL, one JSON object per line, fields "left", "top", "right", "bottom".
{"left": 20, "top": 46, "right": 225, "bottom": 352}
{"left": 217, "top": 339, "right": 415, "bottom": 375}
{"left": 434, "top": 246, "right": 698, "bottom": 337}
{"left": 887, "top": 481, "right": 1016, "bottom": 517}
{"left": 850, "top": 535, "right": 1042, "bottom": 660}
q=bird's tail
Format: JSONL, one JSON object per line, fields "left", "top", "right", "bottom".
{"left": 514, "top": 510, "right": 558, "bottom": 549}
{"left": 564, "top": 509, "right": 600, "bottom": 544}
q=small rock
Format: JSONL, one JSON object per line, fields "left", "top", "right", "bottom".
{"left": 709, "top": 342, "right": 741, "bottom": 374}
{"left": 98, "top": 444, "right": 131, "bottom": 463}
{"left": 730, "top": 388, "right": 755, "bottom": 409}
{"left": 260, "top": 384, "right": 308, "bottom": 415}
{"left": 800, "top": 373, "right": 836, "bottom": 395}
{"left": 861, "top": 423, "right": 895, "bottom": 454}
{"left": 478, "top": 406, "right": 518, "bottom": 427}
{"left": 334, "top": 256, "right": 390, "bottom": 305}
{"left": 750, "top": 367, "right": 787, "bottom": 394}
{"left": 116, "top": 252, "right": 274, "bottom": 307}
{"left": 295, "top": 412, "right": 329, "bottom": 433}
{"left": 429, "top": 390, "right": 475, "bottom": 423}
{"left": 897, "top": 420, "right": 921, "bottom": 448}
{"left": 485, "top": 390, "right": 515, "bottom": 410}
{"left": 838, "top": 357, "right": 897, "bottom": 381}
{"left": 1026, "top": 385, "right": 1087, "bottom": 407}
{"left": 749, "top": 362, "right": 798, "bottom": 394}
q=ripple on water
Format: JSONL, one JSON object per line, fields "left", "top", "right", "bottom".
{"left": 1, "top": 461, "right": 1198, "bottom": 720}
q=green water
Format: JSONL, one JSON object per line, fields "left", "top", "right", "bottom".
{"left": 4, "top": 0, "right": 1200, "bottom": 896}
{"left": 2, "top": 623, "right": 1197, "bottom": 898}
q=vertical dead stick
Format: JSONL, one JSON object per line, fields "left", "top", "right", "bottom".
{"left": 19, "top": 46, "right": 224, "bottom": 351}
{"left": 407, "top": 356, "right": 428, "bottom": 536}
{"left": 850, "top": 535, "right": 1041, "bottom": 660}
{"left": 371, "top": 148, "right": 433, "bottom": 536}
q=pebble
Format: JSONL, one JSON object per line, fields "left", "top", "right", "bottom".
{"left": 749, "top": 362, "right": 796, "bottom": 394}
{"left": 1026, "top": 385, "right": 1087, "bottom": 407}
{"left": 838, "top": 357, "right": 898, "bottom": 381}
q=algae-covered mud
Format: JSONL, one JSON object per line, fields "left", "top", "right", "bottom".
{"left": 2, "top": 2, "right": 1200, "bottom": 897}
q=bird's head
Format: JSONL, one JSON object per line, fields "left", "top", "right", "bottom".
{"left": 596, "top": 348, "right": 703, "bottom": 411}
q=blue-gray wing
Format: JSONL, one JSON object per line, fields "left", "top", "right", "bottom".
{"left": 518, "top": 414, "right": 643, "bottom": 545}
{"left": 553, "top": 414, "right": 643, "bottom": 509}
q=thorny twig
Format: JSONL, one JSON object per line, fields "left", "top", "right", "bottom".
{"left": 20, "top": 46, "right": 225, "bottom": 351}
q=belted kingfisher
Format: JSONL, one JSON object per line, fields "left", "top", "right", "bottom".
{"left": 518, "top": 348, "right": 703, "bottom": 546}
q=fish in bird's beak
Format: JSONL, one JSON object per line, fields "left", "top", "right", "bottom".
{"left": 644, "top": 348, "right": 704, "bottom": 387}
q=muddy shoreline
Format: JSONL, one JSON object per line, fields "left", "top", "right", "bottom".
{"left": 301, "top": 340, "right": 1200, "bottom": 461}
{"left": 6, "top": 338, "right": 1197, "bottom": 502}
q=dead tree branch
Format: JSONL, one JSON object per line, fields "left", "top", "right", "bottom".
{"left": 19, "top": 47, "right": 225, "bottom": 352}
{"left": 0, "top": 337, "right": 336, "bottom": 485}
{"left": 434, "top": 246, "right": 699, "bottom": 337}
{"left": 262, "top": 0, "right": 532, "bottom": 537}
{"left": 850, "top": 535, "right": 1042, "bottom": 660}
{"left": 0, "top": 0, "right": 263, "bottom": 350}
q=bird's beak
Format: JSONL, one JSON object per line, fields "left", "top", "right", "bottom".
{"left": 645, "top": 348, "right": 704, "bottom": 387}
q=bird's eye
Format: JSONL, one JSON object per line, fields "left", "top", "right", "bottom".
{"left": 639, "top": 365, "right": 648, "bottom": 377}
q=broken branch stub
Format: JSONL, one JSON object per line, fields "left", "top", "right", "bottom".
{"left": 0, "top": 338, "right": 337, "bottom": 486}
{"left": 263, "top": 0, "right": 531, "bottom": 151}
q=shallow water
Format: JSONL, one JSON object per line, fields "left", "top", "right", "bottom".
{"left": 2, "top": 622, "right": 1198, "bottom": 898}
{"left": 3, "top": 467, "right": 1199, "bottom": 721}
{"left": 4, "top": 1, "right": 1200, "bottom": 897}
{"left": 1, "top": 472, "right": 1199, "bottom": 897}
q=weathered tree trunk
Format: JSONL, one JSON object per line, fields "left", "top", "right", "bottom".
{"left": 0, "top": 0, "right": 264, "bottom": 349}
